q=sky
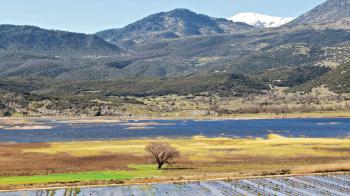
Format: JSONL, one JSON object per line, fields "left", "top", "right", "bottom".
{"left": 0, "top": 0, "right": 326, "bottom": 34}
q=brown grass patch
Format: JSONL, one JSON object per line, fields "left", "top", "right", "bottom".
{"left": 312, "top": 147, "right": 350, "bottom": 152}
{"left": 294, "top": 162, "right": 350, "bottom": 174}
{"left": 208, "top": 148, "right": 239, "bottom": 152}
{"left": 0, "top": 143, "right": 145, "bottom": 176}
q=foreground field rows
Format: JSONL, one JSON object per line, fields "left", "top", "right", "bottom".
{"left": 3, "top": 173, "right": 350, "bottom": 196}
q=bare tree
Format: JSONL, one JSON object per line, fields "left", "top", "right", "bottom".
{"left": 145, "top": 142, "right": 180, "bottom": 169}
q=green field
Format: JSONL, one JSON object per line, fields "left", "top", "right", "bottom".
{"left": 0, "top": 165, "right": 161, "bottom": 185}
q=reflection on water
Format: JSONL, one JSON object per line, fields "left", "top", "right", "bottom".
{"left": 0, "top": 118, "right": 349, "bottom": 143}
{"left": 316, "top": 122, "right": 341, "bottom": 125}
{"left": 36, "top": 188, "right": 79, "bottom": 196}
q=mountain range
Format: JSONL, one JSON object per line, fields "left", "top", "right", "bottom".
{"left": 1, "top": 0, "right": 350, "bottom": 98}
{"left": 95, "top": 9, "right": 254, "bottom": 47}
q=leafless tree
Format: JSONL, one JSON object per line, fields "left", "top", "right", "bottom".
{"left": 145, "top": 142, "right": 180, "bottom": 169}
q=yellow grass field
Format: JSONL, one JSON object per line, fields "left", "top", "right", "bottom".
{"left": 25, "top": 134, "right": 350, "bottom": 174}
{"left": 1, "top": 134, "right": 350, "bottom": 189}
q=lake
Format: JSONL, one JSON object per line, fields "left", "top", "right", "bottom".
{"left": 0, "top": 118, "right": 349, "bottom": 143}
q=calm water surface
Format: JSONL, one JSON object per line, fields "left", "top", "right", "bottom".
{"left": 0, "top": 118, "right": 349, "bottom": 143}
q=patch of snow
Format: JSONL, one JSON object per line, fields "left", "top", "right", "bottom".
{"left": 228, "top": 12, "right": 294, "bottom": 28}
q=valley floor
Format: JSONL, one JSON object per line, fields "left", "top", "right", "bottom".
{"left": 0, "top": 134, "right": 350, "bottom": 190}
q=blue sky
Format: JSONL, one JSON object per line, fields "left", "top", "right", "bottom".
{"left": 0, "top": 0, "right": 325, "bottom": 33}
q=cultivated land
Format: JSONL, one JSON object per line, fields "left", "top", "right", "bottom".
{"left": 7, "top": 174, "right": 350, "bottom": 195}
{"left": 0, "top": 134, "right": 350, "bottom": 190}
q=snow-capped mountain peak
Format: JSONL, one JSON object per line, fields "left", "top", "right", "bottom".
{"left": 228, "top": 12, "right": 294, "bottom": 28}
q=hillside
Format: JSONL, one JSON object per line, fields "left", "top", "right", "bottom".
{"left": 0, "top": 25, "right": 129, "bottom": 80}
{"left": 0, "top": 73, "right": 268, "bottom": 96}
{"left": 110, "top": 27, "right": 350, "bottom": 78}
{"left": 95, "top": 9, "right": 255, "bottom": 47}
{"left": 255, "top": 66, "right": 331, "bottom": 87}
{"left": 287, "top": 0, "right": 350, "bottom": 26}
{"left": 1, "top": 0, "right": 350, "bottom": 97}
{"left": 295, "top": 61, "right": 350, "bottom": 93}
{"left": 2, "top": 26, "right": 350, "bottom": 81}
{"left": 0, "top": 25, "right": 122, "bottom": 56}
{"left": 0, "top": 73, "right": 268, "bottom": 116}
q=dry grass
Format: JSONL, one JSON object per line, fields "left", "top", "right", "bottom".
{"left": 0, "top": 143, "right": 145, "bottom": 176}
{"left": 8, "top": 134, "right": 348, "bottom": 177}
{"left": 0, "top": 134, "right": 350, "bottom": 189}
{"left": 294, "top": 162, "right": 350, "bottom": 174}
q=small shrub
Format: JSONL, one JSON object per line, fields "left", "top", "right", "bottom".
{"left": 3, "top": 111, "right": 12, "bottom": 117}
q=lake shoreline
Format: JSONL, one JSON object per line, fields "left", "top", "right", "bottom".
{"left": 1, "top": 114, "right": 350, "bottom": 143}
{"left": 2, "top": 111, "right": 350, "bottom": 122}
